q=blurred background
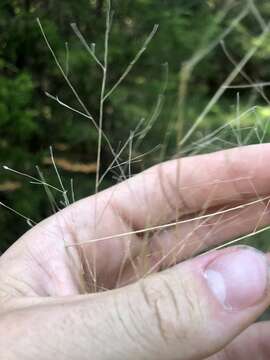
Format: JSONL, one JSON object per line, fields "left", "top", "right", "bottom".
{"left": 1, "top": 0, "right": 270, "bottom": 254}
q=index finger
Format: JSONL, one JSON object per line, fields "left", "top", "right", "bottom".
{"left": 73, "top": 143, "right": 270, "bottom": 232}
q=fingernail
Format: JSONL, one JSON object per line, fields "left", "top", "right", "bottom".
{"left": 204, "top": 247, "right": 269, "bottom": 310}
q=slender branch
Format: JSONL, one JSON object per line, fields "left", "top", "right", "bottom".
{"left": 95, "top": 0, "right": 111, "bottom": 193}
{"left": 103, "top": 24, "right": 159, "bottom": 102}
{"left": 0, "top": 201, "right": 36, "bottom": 227}
{"left": 37, "top": 18, "right": 95, "bottom": 122}
{"left": 176, "top": 7, "right": 249, "bottom": 145}
{"left": 248, "top": 0, "right": 267, "bottom": 31}
{"left": 65, "top": 41, "right": 70, "bottom": 76}
{"left": 3, "top": 165, "right": 64, "bottom": 194}
{"left": 38, "top": 18, "right": 127, "bottom": 181}
{"left": 220, "top": 40, "right": 270, "bottom": 105}
{"left": 36, "top": 166, "right": 60, "bottom": 213}
{"left": 70, "top": 23, "right": 104, "bottom": 70}
{"left": 179, "top": 23, "right": 270, "bottom": 147}
{"left": 49, "top": 146, "right": 70, "bottom": 206}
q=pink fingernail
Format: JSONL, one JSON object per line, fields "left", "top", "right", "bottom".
{"left": 205, "top": 247, "right": 269, "bottom": 310}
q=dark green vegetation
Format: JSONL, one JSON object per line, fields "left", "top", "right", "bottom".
{"left": 1, "top": 0, "right": 270, "bottom": 252}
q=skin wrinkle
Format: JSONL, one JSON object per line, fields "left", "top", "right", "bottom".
{"left": 64, "top": 207, "right": 102, "bottom": 293}
{"left": 103, "top": 202, "right": 140, "bottom": 288}
{"left": 146, "top": 232, "right": 164, "bottom": 272}
{"left": 108, "top": 195, "right": 170, "bottom": 288}
{"left": 154, "top": 300, "right": 170, "bottom": 345}
{"left": 119, "top": 175, "right": 144, "bottom": 228}
{"left": 115, "top": 233, "right": 144, "bottom": 288}
{"left": 23, "top": 212, "right": 82, "bottom": 296}
{"left": 141, "top": 275, "right": 179, "bottom": 348}
{"left": 0, "top": 254, "right": 51, "bottom": 298}
{"left": 141, "top": 167, "right": 153, "bottom": 229}
{"left": 139, "top": 278, "right": 152, "bottom": 307}
{"left": 159, "top": 159, "right": 201, "bottom": 225}
{"left": 65, "top": 230, "right": 91, "bottom": 294}
{"left": 79, "top": 311, "right": 102, "bottom": 352}
{"left": 108, "top": 199, "right": 140, "bottom": 255}
{"left": 109, "top": 194, "right": 138, "bottom": 232}
{"left": 94, "top": 186, "right": 120, "bottom": 230}
{"left": 27, "top": 245, "right": 71, "bottom": 297}
{"left": 126, "top": 286, "right": 155, "bottom": 356}
{"left": 140, "top": 234, "right": 159, "bottom": 276}
{"left": 113, "top": 292, "right": 138, "bottom": 352}
{"left": 164, "top": 228, "right": 179, "bottom": 268}
{"left": 0, "top": 293, "right": 13, "bottom": 313}
{"left": 114, "top": 176, "right": 147, "bottom": 232}
{"left": 173, "top": 160, "right": 210, "bottom": 215}
{"left": 69, "top": 197, "right": 139, "bottom": 290}
{"left": 175, "top": 154, "right": 186, "bottom": 218}
{"left": 72, "top": 305, "right": 106, "bottom": 357}
{"left": 161, "top": 276, "right": 181, "bottom": 319}
{"left": 198, "top": 183, "right": 219, "bottom": 213}
{"left": 110, "top": 203, "right": 141, "bottom": 246}
{"left": 176, "top": 273, "right": 201, "bottom": 341}
{"left": 17, "top": 244, "right": 53, "bottom": 297}
{"left": 157, "top": 161, "right": 185, "bottom": 222}
{"left": 223, "top": 149, "right": 259, "bottom": 202}
{"left": 0, "top": 309, "right": 36, "bottom": 359}
{"left": 151, "top": 276, "right": 183, "bottom": 347}
{"left": 60, "top": 210, "right": 90, "bottom": 293}
{"left": 171, "top": 159, "right": 194, "bottom": 217}
{"left": 117, "top": 252, "right": 140, "bottom": 287}
{"left": 1, "top": 275, "right": 38, "bottom": 298}
{"left": 199, "top": 153, "right": 255, "bottom": 207}
{"left": 115, "top": 245, "right": 130, "bottom": 288}
{"left": 39, "top": 300, "right": 109, "bottom": 358}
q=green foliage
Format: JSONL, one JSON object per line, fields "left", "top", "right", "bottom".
{"left": 0, "top": 73, "right": 38, "bottom": 141}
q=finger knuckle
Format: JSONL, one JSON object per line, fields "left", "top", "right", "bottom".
{"left": 154, "top": 160, "right": 189, "bottom": 216}
{"left": 140, "top": 272, "right": 204, "bottom": 344}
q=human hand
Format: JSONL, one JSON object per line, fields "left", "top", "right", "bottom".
{"left": 1, "top": 144, "right": 270, "bottom": 360}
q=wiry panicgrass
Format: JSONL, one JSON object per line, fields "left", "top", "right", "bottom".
{"left": 2, "top": 0, "right": 270, "bottom": 290}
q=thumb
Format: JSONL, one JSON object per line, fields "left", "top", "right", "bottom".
{"left": 103, "top": 246, "right": 270, "bottom": 359}
{"left": 2, "top": 246, "right": 270, "bottom": 360}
